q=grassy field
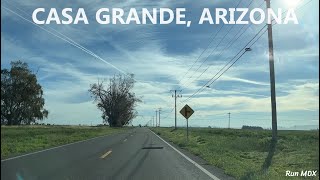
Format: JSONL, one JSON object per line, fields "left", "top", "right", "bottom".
{"left": 1, "top": 125, "right": 131, "bottom": 159}
{"left": 151, "top": 127, "right": 319, "bottom": 180}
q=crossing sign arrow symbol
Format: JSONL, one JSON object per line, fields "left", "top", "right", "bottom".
{"left": 180, "top": 104, "right": 194, "bottom": 120}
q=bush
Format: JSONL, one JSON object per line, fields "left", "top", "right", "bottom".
{"left": 242, "top": 125, "right": 264, "bottom": 130}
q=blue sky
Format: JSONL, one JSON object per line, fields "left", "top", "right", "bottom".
{"left": 1, "top": 0, "right": 319, "bottom": 129}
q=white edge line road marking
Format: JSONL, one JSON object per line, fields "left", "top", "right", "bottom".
{"left": 149, "top": 129, "right": 220, "bottom": 180}
{"left": 100, "top": 150, "right": 112, "bottom": 159}
{"left": 1, "top": 133, "right": 118, "bottom": 162}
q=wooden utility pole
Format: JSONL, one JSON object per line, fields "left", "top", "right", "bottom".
{"left": 155, "top": 110, "right": 158, "bottom": 127}
{"left": 266, "top": 0, "right": 278, "bottom": 142}
{"left": 158, "top": 108, "right": 161, "bottom": 127}
{"left": 171, "top": 90, "right": 182, "bottom": 129}
{"left": 228, "top": 112, "right": 231, "bottom": 129}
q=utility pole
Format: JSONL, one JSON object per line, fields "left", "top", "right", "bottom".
{"left": 228, "top": 112, "right": 231, "bottom": 129}
{"left": 266, "top": 0, "right": 278, "bottom": 142}
{"left": 155, "top": 110, "right": 158, "bottom": 127}
{"left": 149, "top": 120, "right": 152, "bottom": 127}
{"left": 171, "top": 90, "right": 182, "bottom": 129}
{"left": 152, "top": 116, "right": 154, "bottom": 127}
{"left": 158, "top": 108, "right": 161, "bottom": 127}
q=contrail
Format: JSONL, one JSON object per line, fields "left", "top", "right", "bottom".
{"left": 2, "top": 6, "right": 128, "bottom": 76}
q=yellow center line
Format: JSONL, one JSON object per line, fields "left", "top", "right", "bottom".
{"left": 100, "top": 150, "right": 112, "bottom": 159}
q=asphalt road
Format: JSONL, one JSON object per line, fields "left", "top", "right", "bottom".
{"left": 1, "top": 127, "right": 233, "bottom": 180}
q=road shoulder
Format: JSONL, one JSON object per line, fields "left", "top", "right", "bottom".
{"left": 149, "top": 128, "right": 236, "bottom": 180}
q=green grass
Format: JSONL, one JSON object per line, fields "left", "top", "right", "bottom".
{"left": 151, "top": 127, "right": 319, "bottom": 180}
{"left": 1, "top": 125, "right": 131, "bottom": 159}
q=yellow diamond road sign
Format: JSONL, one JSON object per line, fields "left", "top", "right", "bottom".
{"left": 180, "top": 104, "right": 194, "bottom": 119}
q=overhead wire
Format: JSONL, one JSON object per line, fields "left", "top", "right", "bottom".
{"left": 181, "top": 0, "right": 313, "bottom": 103}
{"left": 177, "top": 0, "right": 246, "bottom": 87}
{"left": 180, "top": 0, "right": 264, "bottom": 90}
{"left": 181, "top": 24, "right": 267, "bottom": 103}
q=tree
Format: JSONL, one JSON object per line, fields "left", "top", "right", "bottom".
{"left": 1, "top": 61, "right": 48, "bottom": 125}
{"left": 241, "top": 125, "right": 264, "bottom": 130}
{"left": 89, "top": 74, "right": 141, "bottom": 127}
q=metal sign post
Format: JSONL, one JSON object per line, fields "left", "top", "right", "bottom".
{"left": 187, "top": 118, "right": 189, "bottom": 141}
{"left": 179, "top": 104, "right": 194, "bottom": 142}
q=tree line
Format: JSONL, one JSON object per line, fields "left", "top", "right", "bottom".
{"left": 1, "top": 60, "right": 140, "bottom": 127}
{"left": 242, "top": 125, "right": 264, "bottom": 130}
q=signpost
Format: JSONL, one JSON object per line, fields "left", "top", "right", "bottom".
{"left": 179, "top": 104, "right": 194, "bottom": 141}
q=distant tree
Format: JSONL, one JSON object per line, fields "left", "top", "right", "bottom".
{"left": 89, "top": 74, "right": 141, "bottom": 127}
{"left": 242, "top": 125, "right": 264, "bottom": 130}
{"left": 1, "top": 61, "right": 48, "bottom": 125}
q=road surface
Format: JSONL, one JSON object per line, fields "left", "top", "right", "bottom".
{"left": 1, "top": 127, "right": 233, "bottom": 180}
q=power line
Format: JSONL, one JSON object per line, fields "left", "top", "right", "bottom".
{"left": 177, "top": 0, "right": 247, "bottom": 87}
{"left": 161, "top": 107, "right": 175, "bottom": 119}
{"left": 180, "top": 0, "right": 264, "bottom": 90}
{"left": 196, "top": 0, "right": 309, "bottom": 92}
{"left": 177, "top": 24, "right": 224, "bottom": 86}
{"left": 208, "top": 1, "right": 265, "bottom": 65}
{"left": 206, "top": 29, "right": 267, "bottom": 89}
{"left": 181, "top": 25, "right": 267, "bottom": 103}
{"left": 169, "top": 0, "right": 313, "bottom": 126}
{"left": 180, "top": 0, "right": 313, "bottom": 128}
{"left": 180, "top": 24, "right": 235, "bottom": 88}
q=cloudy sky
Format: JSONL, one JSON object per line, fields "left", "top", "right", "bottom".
{"left": 1, "top": 0, "right": 319, "bottom": 129}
